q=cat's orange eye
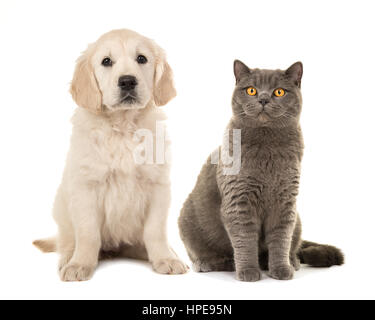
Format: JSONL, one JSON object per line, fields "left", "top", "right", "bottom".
{"left": 247, "top": 87, "right": 257, "bottom": 96}
{"left": 274, "top": 88, "right": 285, "bottom": 97}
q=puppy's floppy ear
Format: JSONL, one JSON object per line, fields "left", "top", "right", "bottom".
{"left": 70, "top": 48, "right": 102, "bottom": 114}
{"left": 153, "top": 48, "right": 176, "bottom": 106}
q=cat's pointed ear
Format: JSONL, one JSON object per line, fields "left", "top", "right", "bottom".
{"left": 234, "top": 60, "right": 250, "bottom": 83}
{"left": 285, "top": 62, "right": 303, "bottom": 88}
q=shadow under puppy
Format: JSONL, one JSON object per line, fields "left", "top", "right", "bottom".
{"left": 179, "top": 60, "right": 344, "bottom": 281}
{"left": 34, "top": 29, "right": 188, "bottom": 281}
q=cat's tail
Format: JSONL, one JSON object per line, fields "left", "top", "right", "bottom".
{"left": 33, "top": 237, "right": 57, "bottom": 253}
{"left": 297, "top": 240, "right": 344, "bottom": 267}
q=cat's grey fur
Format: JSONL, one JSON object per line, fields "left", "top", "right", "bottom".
{"left": 178, "top": 60, "right": 344, "bottom": 281}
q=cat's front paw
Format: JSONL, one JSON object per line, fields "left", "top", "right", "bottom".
{"left": 236, "top": 268, "right": 262, "bottom": 282}
{"left": 269, "top": 265, "right": 294, "bottom": 280}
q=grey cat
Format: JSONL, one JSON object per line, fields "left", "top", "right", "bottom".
{"left": 178, "top": 60, "right": 344, "bottom": 281}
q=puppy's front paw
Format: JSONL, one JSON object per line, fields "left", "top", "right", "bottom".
{"left": 153, "top": 259, "right": 189, "bottom": 275}
{"left": 269, "top": 265, "right": 294, "bottom": 280}
{"left": 236, "top": 267, "right": 262, "bottom": 282}
{"left": 58, "top": 254, "right": 73, "bottom": 272}
{"left": 60, "top": 263, "right": 96, "bottom": 282}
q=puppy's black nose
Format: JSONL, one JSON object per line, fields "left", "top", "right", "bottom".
{"left": 118, "top": 75, "right": 137, "bottom": 91}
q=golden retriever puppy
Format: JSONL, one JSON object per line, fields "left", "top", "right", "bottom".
{"left": 34, "top": 29, "right": 188, "bottom": 281}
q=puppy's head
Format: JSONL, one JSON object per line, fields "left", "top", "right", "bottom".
{"left": 70, "top": 29, "right": 176, "bottom": 114}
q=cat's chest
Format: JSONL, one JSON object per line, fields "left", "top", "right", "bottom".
{"left": 217, "top": 144, "right": 301, "bottom": 196}
{"left": 218, "top": 145, "right": 301, "bottom": 201}
{"left": 241, "top": 142, "right": 300, "bottom": 173}
{"left": 233, "top": 126, "right": 303, "bottom": 174}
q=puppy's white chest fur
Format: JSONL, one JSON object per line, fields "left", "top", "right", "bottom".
{"left": 67, "top": 107, "right": 169, "bottom": 249}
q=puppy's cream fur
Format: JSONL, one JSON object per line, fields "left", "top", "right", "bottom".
{"left": 34, "top": 29, "right": 188, "bottom": 281}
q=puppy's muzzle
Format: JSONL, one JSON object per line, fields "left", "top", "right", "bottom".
{"left": 118, "top": 75, "right": 138, "bottom": 92}
{"left": 118, "top": 75, "right": 138, "bottom": 104}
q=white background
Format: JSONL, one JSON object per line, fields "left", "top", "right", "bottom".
{"left": 0, "top": 0, "right": 374, "bottom": 300}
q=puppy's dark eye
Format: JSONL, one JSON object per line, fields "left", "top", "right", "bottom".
{"left": 102, "top": 57, "right": 112, "bottom": 67}
{"left": 136, "top": 55, "right": 148, "bottom": 64}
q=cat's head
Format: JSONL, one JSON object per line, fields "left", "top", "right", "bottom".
{"left": 232, "top": 60, "right": 303, "bottom": 128}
